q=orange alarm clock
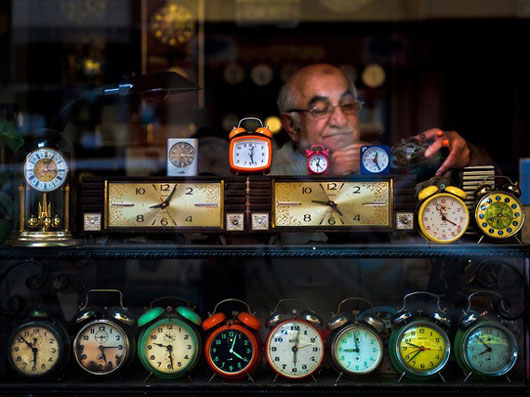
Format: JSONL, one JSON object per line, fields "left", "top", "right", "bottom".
{"left": 228, "top": 117, "right": 272, "bottom": 175}
{"left": 202, "top": 298, "right": 262, "bottom": 381}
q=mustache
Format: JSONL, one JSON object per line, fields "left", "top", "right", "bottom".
{"left": 322, "top": 130, "right": 354, "bottom": 138}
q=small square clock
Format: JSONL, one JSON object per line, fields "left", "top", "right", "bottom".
{"left": 167, "top": 138, "right": 198, "bottom": 176}
{"left": 360, "top": 145, "right": 391, "bottom": 174}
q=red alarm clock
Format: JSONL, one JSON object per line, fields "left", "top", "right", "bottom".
{"left": 228, "top": 117, "right": 273, "bottom": 175}
{"left": 202, "top": 298, "right": 262, "bottom": 381}
{"left": 305, "top": 145, "right": 330, "bottom": 175}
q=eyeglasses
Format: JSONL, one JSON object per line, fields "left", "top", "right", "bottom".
{"left": 287, "top": 100, "right": 363, "bottom": 120}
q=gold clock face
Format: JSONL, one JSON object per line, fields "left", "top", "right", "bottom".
{"left": 9, "top": 323, "right": 62, "bottom": 376}
{"left": 475, "top": 192, "right": 524, "bottom": 239}
{"left": 150, "top": 0, "right": 195, "bottom": 46}
{"left": 106, "top": 181, "right": 223, "bottom": 229}
{"left": 272, "top": 180, "right": 392, "bottom": 228}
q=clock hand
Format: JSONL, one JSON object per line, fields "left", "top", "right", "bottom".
{"left": 296, "top": 343, "right": 313, "bottom": 349}
{"left": 249, "top": 146, "right": 255, "bottom": 164}
{"left": 328, "top": 200, "right": 344, "bottom": 217}
{"left": 98, "top": 345, "right": 107, "bottom": 363}
{"left": 19, "top": 336, "right": 34, "bottom": 349}
{"left": 153, "top": 342, "right": 169, "bottom": 348}
{"left": 406, "top": 349, "right": 422, "bottom": 363}
{"left": 167, "top": 344, "right": 174, "bottom": 369}
{"left": 229, "top": 335, "right": 237, "bottom": 352}
{"left": 231, "top": 350, "right": 248, "bottom": 362}
{"left": 441, "top": 215, "right": 458, "bottom": 226}
{"left": 150, "top": 185, "right": 178, "bottom": 209}
{"left": 32, "top": 347, "right": 38, "bottom": 367}
{"left": 405, "top": 341, "right": 421, "bottom": 349}
{"left": 353, "top": 331, "right": 360, "bottom": 353}
{"left": 373, "top": 152, "right": 380, "bottom": 170}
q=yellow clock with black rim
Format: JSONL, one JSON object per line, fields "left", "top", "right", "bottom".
{"left": 105, "top": 179, "right": 223, "bottom": 230}
{"left": 272, "top": 178, "right": 392, "bottom": 230}
{"left": 474, "top": 191, "right": 524, "bottom": 239}
{"left": 417, "top": 186, "right": 469, "bottom": 243}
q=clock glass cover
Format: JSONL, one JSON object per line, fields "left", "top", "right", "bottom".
{"left": 169, "top": 142, "right": 196, "bottom": 168}
{"left": 394, "top": 321, "right": 450, "bottom": 377}
{"left": 139, "top": 318, "right": 200, "bottom": 377}
{"left": 207, "top": 327, "right": 257, "bottom": 376}
{"left": 8, "top": 323, "right": 63, "bottom": 377}
{"left": 24, "top": 148, "right": 68, "bottom": 192}
{"left": 462, "top": 322, "right": 517, "bottom": 376}
{"left": 418, "top": 193, "right": 469, "bottom": 243}
{"left": 361, "top": 146, "right": 389, "bottom": 174}
{"left": 332, "top": 325, "right": 383, "bottom": 375}
{"left": 265, "top": 320, "right": 324, "bottom": 379}
{"left": 73, "top": 320, "right": 130, "bottom": 375}
{"left": 273, "top": 180, "right": 392, "bottom": 228}
{"left": 475, "top": 192, "right": 524, "bottom": 239}
{"left": 308, "top": 154, "right": 328, "bottom": 174}
{"left": 231, "top": 139, "right": 270, "bottom": 169}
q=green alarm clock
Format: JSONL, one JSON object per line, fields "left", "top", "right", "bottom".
{"left": 454, "top": 291, "right": 518, "bottom": 380}
{"left": 388, "top": 291, "right": 451, "bottom": 382}
{"left": 137, "top": 297, "right": 202, "bottom": 380}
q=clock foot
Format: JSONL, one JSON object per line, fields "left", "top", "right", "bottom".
{"left": 247, "top": 373, "right": 255, "bottom": 383}
{"left": 334, "top": 372, "right": 343, "bottom": 384}
{"left": 505, "top": 374, "right": 512, "bottom": 383}
{"left": 143, "top": 371, "right": 153, "bottom": 383}
{"left": 437, "top": 371, "right": 447, "bottom": 383}
{"left": 311, "top": 374, "right": 317, "bottom": 383}
{"left": 477, "top": 235, "right": 485, "bottom": 244}
{"left": 272, "top": 374, "right": 279, "bottom": 383}
{"left": 397, "top": 371, "right": 406, "bottom": 383}
{"left": 208, "top": 372, "right": 217, "bottom": 383}
{"left": 463, "top": 372, "right": 472, "bottom": 383}
{"left": 219, "top": 235, "right": 227, "bottom": 246}
{"left": 514, "top": 235, "right": 522, "bottom": 244}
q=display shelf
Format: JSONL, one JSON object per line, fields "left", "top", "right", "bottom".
{"left": 0, "top": 243, "right": 529, "bottom": 260}
{"left": 0, "top": 375, "right": 526, "bottom": 395}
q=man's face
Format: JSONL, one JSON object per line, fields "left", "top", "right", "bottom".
{"left": 291, "top": 71, "right": 360, "bottom": 152}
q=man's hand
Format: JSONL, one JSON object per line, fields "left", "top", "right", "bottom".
{"left": 329, "top": 142, "right": 366, "bottom": 175}
{"left": 414, "top": 128, "right": 471, "bottom": 176}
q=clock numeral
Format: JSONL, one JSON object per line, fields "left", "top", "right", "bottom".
{"left": 185, "top": 216, "right": 193, "bottom": 223}
{"left": 160, "top": 184, "right": 170, "bottom": 192}
{"left": 327, "top": 183, "right": 337, "bottom": 190}
{"left": 328, "top": 217, "right": 336, "bottom": 225}
{"left": 137, "top": 215, "right": 144, "bottom": 223}
{"left": 302, "top": 187, "right": 313, "bottom": 194}
{"left": 160, "top": 218, "right": 168, "bottom": 226}
{"left": 352, "top": 186, "right": 361, "bottom": 194}
{"left": 185, "top": 187, "right": 193, "bottom": 195}
{"left": 303, "top": 214, "right": 312, "bottom": 222}
{"left": 352, "top": 214, "right": 361, "bottom": 222}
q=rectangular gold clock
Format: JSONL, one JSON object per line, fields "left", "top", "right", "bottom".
{"left": 272, "top": 179, "right": 393, "bottom": 230}
{"left": 105, "top": 180, "right": 224, "bottom": 230}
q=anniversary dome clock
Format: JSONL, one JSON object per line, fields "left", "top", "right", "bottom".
{"left": 7, "top": 130, "right": 78, "bottom": 246}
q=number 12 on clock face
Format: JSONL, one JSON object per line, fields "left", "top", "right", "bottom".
{"left": 272, "top": 180, "right": 392, "bottom": 229}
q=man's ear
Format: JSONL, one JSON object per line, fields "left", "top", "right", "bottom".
{"left": 280, "top": 113, "right": 299, "bottom": 143}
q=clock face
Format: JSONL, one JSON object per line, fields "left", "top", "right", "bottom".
{"left": 8, "top": 322, "right": 63, "bottom": 377}
{"left": 331, "top": 325, "right": 383, "bottom": 375}
{"left": 394, "top": 321, "right": 450, "bottom": 377}
{"left": 138, "top": 318, "right": 200, "bottom": 378}
{"left": 308, "top": 154, "right": 328, "bottom": 174}
{"left": 24, "top": 148, "right": 68, "bottom": 192}
{"left": 418, "top": 193, "right": 469, "bottom": 243}
{"left": 361, "top": 146, "right": 389, "bottom": 174}
{"left": 169, "top": 142, "right": 196, "bottom": 168}
{"left": 474, "top": 192, "right": 524, "bottom": 239}
{"left": 206, "top": 325, "right": 259, "bottom": 377}
{"left": 73, "top": 320, "right": 130, "bottom": 375}
{"left": 106, "top": 181, "right": 223, "bottom": 229}
{"left": 231, "top": 138, "right": 271, "bottom": 170}
{"left": 265, "top": 320, "right": 324, "bottom": 379}
{"left": 273, "top": 180, "right": 392, "bottom": 228}
{"left": 150, "top": 0, "right": 195, "bottom": 46}
{"left": 462, "top": 322, "right": 518, "bottom": 376}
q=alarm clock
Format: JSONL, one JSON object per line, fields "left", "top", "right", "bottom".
{"left": 473, "top": 176, "right": 525, "bottom": 243}
{"left": 264, "top": 299, "right": 325, "bottom": 381}
{"left": 202, "top": 298, "right": 261, "bottom": 381}
{"left": 137, "top": 296, "right": 202, "bottom": 379}
{"left": 305, "top": 144, "right": 330, "bottom": 175}
{"left": 454, "top": 291, "right": 518, "bottom": 380}
{"left": 72, "top": 289, "right": 136, "bottom": 376}
{"left": 416, "top": 184, "right": 469, "bottom": 243}
{"left": 167, "top": 138, "right": 198, "bottom": 176}
{"left": 360, "top": 145, "right": 390, "bottom": 174}
{"left": 326, "top": 298, "right": 385, "bottom": 383}
{"left": 7, "top": 309, "right": 70, "bottom": 378}
{"left": 388, "top": 291, "right": 451, "bottom": 381}
{"left": 228, "top": 117, "right": 272, "bottom": 175}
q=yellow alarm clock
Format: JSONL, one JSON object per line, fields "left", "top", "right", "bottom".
{"left": 416, "top": 185, "right": 469, "bottom": 243}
